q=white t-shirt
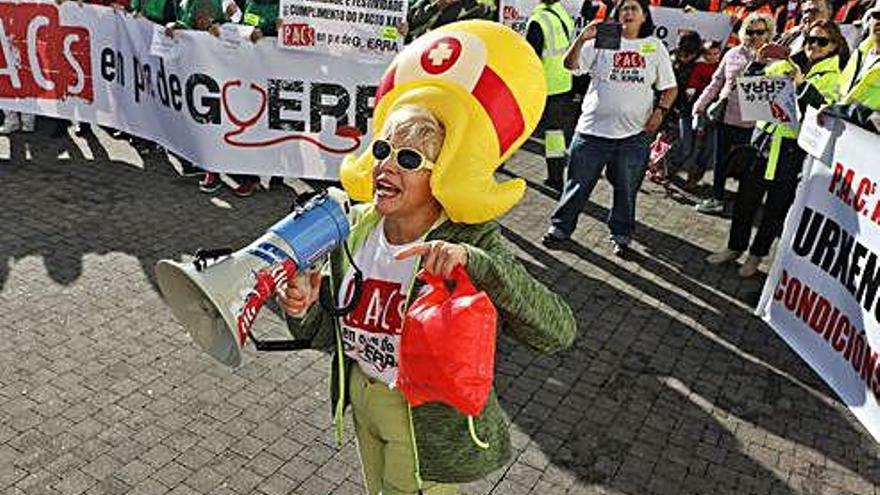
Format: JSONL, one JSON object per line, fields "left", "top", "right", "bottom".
{"left": 338, "top": 220, "right": 420, "bottom": 386}
{"left": 573, "top": 37, "right": 677, "bottom": 139}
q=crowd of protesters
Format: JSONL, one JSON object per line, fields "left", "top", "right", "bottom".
{"left": 1, "top": 0, "right": 879, "bottom": 275}
{"left": 531, "top": 0, "right": 880, "bottom": 275}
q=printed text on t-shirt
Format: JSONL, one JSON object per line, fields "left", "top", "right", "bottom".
{"left": 610, "top": 51, "right": 646, "bottom": 83}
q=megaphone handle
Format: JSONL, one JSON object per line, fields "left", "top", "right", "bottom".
{"left": 248, "top": 333, "right": 313, "bottom": 351}
{"left": 319, "top": 242, "right": 364, "bottom": 317}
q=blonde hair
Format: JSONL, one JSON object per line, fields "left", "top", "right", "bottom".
{"left": 739, "top": 12, "right": 776, "bottom": 40}
{"left": 380, "top": 105, "right": 446, "bottom": 162}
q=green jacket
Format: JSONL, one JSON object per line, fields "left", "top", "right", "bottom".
{"left": 131, "top": 0, "right": 177, "bottom": 23}
{"left": 287, "top": 204, "right": 577, "bottom": 484}
{"left": 840, "top": 37, "right": 880, "bottom": 111}
{"left": 757, "top": 55, "right": 841, "bottom": 180}
{"left": 243, "top": 0, "right": 279, "bottom": 37}
{"left": 176, "top": 0, "right": 227, "bottom": 29}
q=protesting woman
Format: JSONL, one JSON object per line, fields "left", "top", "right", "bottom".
{"left": 280, "top": 22, "right": 576, "bottom": 495}
{"left": 706, "top": 19, "right": 847, "bottom": 277}
{"left": 542, "top": 0, "right": 677, "bottom": 257}
{"left": 692, "top": 12, "right": 774, "bottom": 214}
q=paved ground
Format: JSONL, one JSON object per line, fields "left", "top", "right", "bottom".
{"left": 1, "top": 123, "right": 880, "bottom": 495}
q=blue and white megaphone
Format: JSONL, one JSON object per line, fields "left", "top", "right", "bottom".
{"left": 155, "top": 188, "right": 358, "bottom": 367}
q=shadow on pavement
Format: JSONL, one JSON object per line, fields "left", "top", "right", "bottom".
{"left": 2, "top": 128, "right": 880, "bottom": 495}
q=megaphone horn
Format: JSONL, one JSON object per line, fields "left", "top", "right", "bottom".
{"left": 155, "top": 189, "right": 352, "bottom": 367}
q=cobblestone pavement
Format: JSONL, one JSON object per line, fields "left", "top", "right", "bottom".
{"left": 1, "top": 124, "right": 880, "bottom": 495}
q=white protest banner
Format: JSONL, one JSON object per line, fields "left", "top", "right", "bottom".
{"left": 649, "top": 6, "right": 733, "bottom": 48}
{"left": 0, "top": 1, "right": 388, "bottom": 179}
{"left": 500, "top": 0, "right": 581, "bottom": 36}
{"left": 278, "top": 0, "right": 405, "bottom": 59}
{"left": 757, "top": 117, "right": 880, "bottom": 443}
{"left": 736, "top": 75, "right": 799, "bottom": 125}
{"left": 499, "top": 2, "right": 733, "bottom": 48}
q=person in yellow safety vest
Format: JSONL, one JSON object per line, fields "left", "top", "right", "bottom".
{"left": 838, "top": 5, "right": 880, "bottom": 112}
{"left": 707, "top": 19, "right": 846, "bottom": 277}
{"left": 526, "top": 0, "right": 576, "bottom": 190}
{"left": 818, "top": 3, "right": 880, "bottom": 130}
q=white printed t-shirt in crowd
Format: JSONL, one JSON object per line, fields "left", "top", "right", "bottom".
{"left": 572, "top": 37, "right": 677, "bottom": 139}
{"left": 338, "top": 220, "right": 420, "bottom": 386}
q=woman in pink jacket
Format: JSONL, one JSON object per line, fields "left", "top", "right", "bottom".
{"left": 692, "top": 12, "right": 775, "bottom": 214}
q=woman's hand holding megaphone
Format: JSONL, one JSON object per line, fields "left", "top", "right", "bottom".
{"left": 279, "top": 270, "right": 322, "bottom": 316}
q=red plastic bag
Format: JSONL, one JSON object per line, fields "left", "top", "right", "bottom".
{"left": 397, "top": 266, "right": 497, "bottom": 417}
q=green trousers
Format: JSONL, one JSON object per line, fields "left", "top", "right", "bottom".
{"left": 349, "top": 365, "right": 459, "bottom": 495}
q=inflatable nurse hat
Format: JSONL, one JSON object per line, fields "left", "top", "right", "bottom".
{"left": 340, "top": 20, "right": 547, "bottom": 224}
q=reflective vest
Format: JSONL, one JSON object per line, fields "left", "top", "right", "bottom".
{"left": 528, "top": 2, "right": 575, "bottom": 95}
{"left": 840, "top": 37, "right": 880, "bottom": 111}
{"left": 759, "top": 56, "right": 842, "bottom": 179}
{"left": 243, "top": 0, "right": 279, "bottom": 35}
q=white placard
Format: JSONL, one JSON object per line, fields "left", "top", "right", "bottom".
{"left": 277, "top": 0, "right": 406, "bottom": 60}
{"left": 736, "top": 75, "right": 799, "bottom": 125}
{"left": 0, "top": 1, "right": 388, "bottom": 179}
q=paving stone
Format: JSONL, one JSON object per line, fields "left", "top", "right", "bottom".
{"left": 4, "top": 130, "right": 880, "bottom": 495}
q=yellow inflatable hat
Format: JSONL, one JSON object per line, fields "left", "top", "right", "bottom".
{"left": 339, "top": 20, "right": 547, "bottom": 224}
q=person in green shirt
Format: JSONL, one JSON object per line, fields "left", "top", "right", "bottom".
{"left": 175, "top": 0, "right": 228, "bottom": 30}
{"left": 131, "top": 0, "right": 178, "bottom": 24}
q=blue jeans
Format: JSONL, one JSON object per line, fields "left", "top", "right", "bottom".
{"left": 549, "top": 132, "right": 651, "bottom": 244}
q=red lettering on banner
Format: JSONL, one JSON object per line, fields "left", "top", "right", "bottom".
{"left": 773, "top": 270, "right": 880, "bottom": 403}
{"left": 613, "top": 51, "right": 645, "bottom": 69}
{"left": 341, "top": 279, "right": 405, "bottom": 334}
{"left": 282, "top": 23, "right": 315, "bottom": 47}
{"left": 0, "top": 3, "right": 93, "bottom": 102}
{"left": 827, "top": 162, "right": 880, "bottom": 223}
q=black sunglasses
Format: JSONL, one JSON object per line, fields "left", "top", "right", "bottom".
{"left": 745, "top": 29, "right": 768, "bottom": 36}
{"left": 371, "top": 139, "right": 434, "bottom": 171}
{"left": 805, "top": 35, "right": 831, "bottom": 47}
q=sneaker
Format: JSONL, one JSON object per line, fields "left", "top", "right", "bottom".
{"left": 541, "top": 232, "right": 570, "bottom": 249}
{"left": 178, "top": 162, "right": 204, "bottom": 177}
{"left": 706, "top": 249, "right": 742, "bottom": 265}
{"left": 611, "top": 240, "right": 630, "bottom": 258}
{"left": 199, "top": 172, "right": 222, "bottom": 194}
{"left": 696, "top": 198, "right": 724, "bottom": 214}
{"left": 232, "top": 180, "right": 259, "bottom": 198}
{"left": 738, "top": 255, "right": 763, "bottom": 278}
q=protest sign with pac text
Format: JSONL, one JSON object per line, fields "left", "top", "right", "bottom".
{"left": 278, "top": 0, "right": 406, "bottom": 59}
{"left": 0, "top": 0, "right": 388, "bottom": 179}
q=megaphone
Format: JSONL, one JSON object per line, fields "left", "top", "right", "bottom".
{"left": 155, "top": 189, "right": 354, "bottom": 367}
